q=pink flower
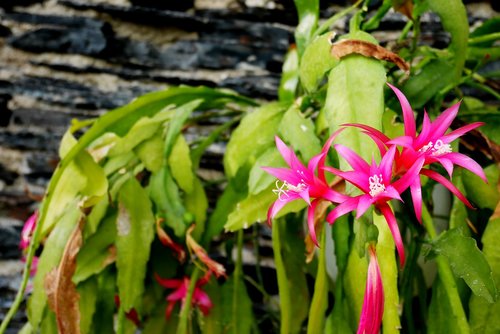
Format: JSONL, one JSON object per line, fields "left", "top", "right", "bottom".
{"left": 20, "top": 212, "right": 37, "bottom": 250}
{"left": 357, "top": 245, "right": 384, "bottom": 334}
{"left": 325, "top": 145, "right": 424, "bottom": 265}
{"left": 155, "top": 272, "right": 213, "bottom": 319}
{"left": 262, "top": 133, "right": 348, "bottom": 246}
{"left": 344, "top": 83, "right": 486, "bottom": 222}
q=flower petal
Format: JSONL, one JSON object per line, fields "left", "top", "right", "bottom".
{"left": 441, "top": 122, "right": 484, "bottom": 144}
{"left": 378, "top": 203, "right": 405, "bottom": 266}
{"left": 388, "top": 135, "right": 414, "bottom": 149}
{"left": 357, "top": 246, "right": 384, "bottom": 334}
{"left": 326, "top": 197, "right": 360, "bottom": 224}
{"left": 307, "top": 199, "right": 321, "bottom": 247}
{"left": 410, "top": 178, "right": 423, "bottom": 223}
{"left": 261, "top": 167, "right": 300, "bottom": 184}
{"left": 379, "top": 145, "right": 397, "bottom": 183}
{"left": 319, "top": 128, "right": 346, "bottom": 181}
{"left": 444, "top": 152, "right": 487, "bottom": 181}
{"left": 393, "top": 158, "right": 425, "bottom": 193}
{"left": 420, "top": 169, "right": 473, "bottom": 208}
{"left": 193, "top": 288, "right": 213, "bottom": 316}
{"left": 155, "top": 273, "right": 183, "bottom": 289}
{"left": 388, "top": 83, "right": 416, "bottom": 138}
{"left": 267, "top": 196, "right": 297, "bottom": 225}
{"left": 275, "top": 136, "right": 294, "bottom": 166}
{"left": 415, "top": 111, "right": 432, "bottom": 148}
{"left": 430, "top": 102, "right": 461, "bottom": 142}
{"left": 334, "top": 144, "right": 370, "bottom": 172}
{"left": 356, "top": 195, "right": 374, "bottom": 218}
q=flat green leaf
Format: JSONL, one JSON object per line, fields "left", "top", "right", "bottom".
{"left": 299, "top": 32, "right": 339, "bottom": 93}
{"left": 78, "top": 277, "right": 98, "bottom": 334}
{"left": 148, "top": 166, "right": 186, "bottom": 236}
{"left": 432, "top": 228, "right": 497, "bottom": 303}
{"left": 470, "top": 212, "right": 500, "bottom": 333}
{"left": 224, "top": 102, "right": 288, "bottom": 178}
{"left": 168, "top": 134, "right": 194, "bottom": 194}
{"left": 279, "top": 47, "right": 299, "bottom": 102}
{"left": 401, "top": 59, "right": 456, "bottom": 109}
{"left": 202, "top": 281, "right": 223, "bottom": 334}
{"left": 460, "top": 97, "right": 500, "bottom": 144}
{"left": 224, "top": 185, "right": 306, "bottom": 232}
{"left": 109, "top": 108, "right": 172, "bottom": 157}
{"left": 294, "top": 0, "right": 319, "bottom": 56}
{"left": 248, "top": 147, "right": 284, "bottom": 195}
{"left": 116, "top": 177, "right": 156, "bottom": 311}
{"left": 322, "top": 31, "right": 386, "bottom": 165}
{"left": 462, "top": 164, "right": 499, "bottom": 210}
{"left": 278, "top": 104, "right": 322, "bottom": 161}
{"left": 273, "top": 219, "right": 310, "bottom": 334}
{"left": 221, "top": 276, "right": 255, "bottom": 334}
{"left": 91, "top": 268, "right": 115, "bottom": 334}
{"left": 428, "top": 0, "right": 468, "bottom": 78}
{"left": 135, "top": 132, "right": 164, "bottom": 173}
{"left": 74, "top": 211, "right": 117, "bottom": 284}
{"left": 428, "top": 277, "right": 461, "bottom": 334}
{"left": 184, "top": 177, "right": 208, "bottom": 240}
{"left": 202, "top": 181, "right": 247, "bottom": 244}
{"left": 307, "top": 232, "right": 327, "bottom": 334}
{"left": 28, "top": 203, "right": 81, "bottom": 329}
{"left": 164, "top": 99, "right": 203, "bottom": 158}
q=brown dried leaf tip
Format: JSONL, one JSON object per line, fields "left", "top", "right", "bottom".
{"left": 44, "top": 216, "right": 85, "bottom": 334}
{"left": 331, "top": 39, "right": 410, "bottom": 73}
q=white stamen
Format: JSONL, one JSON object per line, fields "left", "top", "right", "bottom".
{"left": 369, "top": 174, "right": 386, "bottom": 197}
{"left": 419, "top": 139, "right": 452, "bottom": 156}
{"left": 431, "top": 139, "right": 452, "bottom": 156}
{"left": 273, "top": 180, "right": 307, "bottom": 201}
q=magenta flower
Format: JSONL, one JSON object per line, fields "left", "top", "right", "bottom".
{"left": 325, "top": 145, "right": 424, "bottom": 265}
{"left": 262, "top": 133, "right": 348, "bottom": 246}
{"left": 357, "top": 245, "right": 384, "bottom": 334}
{"left": 344, "top": 83, "right": 486, "bottom": 221}
{"left": 155, "top": 272, "right": 213, "bottom": 319}
{"left": 20, "top": 212, "right": 37, "bottom": 250}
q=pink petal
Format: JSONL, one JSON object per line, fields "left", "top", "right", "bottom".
{"left": 336, "top": 170, "right": 370, "bottom": 193}
{"left": 193, "top": 288, "right": 213, "bottom": 316}
{"left": 430, "top": 102, "right": 461, "bottom": 142}
{"left": 342, "top": 123, "right": 391, "bottom": 144}
{"left": 363, "top": 130, "right": 388, "bottom": 155}
{"left": 393, "top": 158, "right": 425, "bottom": 193}
{"left": 261, "top": 166, "right": 298, "bottom": 184}
{"left": 388, "top": 135, "right": 415, "bottom": 149}
{"left": 326, "top": 197, "right": 360, "bottom": 224}
{"left": 155, "top": 273, "right": 183, "bottom": 289}
{"left": 415, "top": 112, "right": 432, "bottom": 148}
{"left": 379, "top": 185, "right": 403, "bottom": 202}
{"left": 267, "top": 197, "right": 296, "bottom": 225}
{"left": 307, "top": 152, "right": 325, "bottom": 174}
{"left": 165, "top": 301, "right": 177, "bottom": 319}
{"left": 307, "top": 199, "right": 321, "bottom": 247}
{"left": 334, "top": 144, "right": 370, "bottom": 173}
{"left": 323, "top": 188, "right": 350, "bottom": 204}
{"left": 435, "top": 157, "right": 455, "bottom": 179}
{"left": 166, "top": 285, "right": 188, "bottom": 302}
{"left": 420, "top": 169, "right": 473, "bottom": 208}
{"left": 356, "top": 195, "right": 374, "bottom": 218}
{"left": 298, "top": 188, "right": 311, "bottom": 205}
{"left": 275, "top": 136, "right": 294, "bottom": 166}
{"left": 319, "top": 128, "right": 346, "bottom": 181}
{"left": 20, "top": 212, "right": 38, "bottom": 250}
{"left": 379, "top": 146, "right": 397, "bottom": 183}
{"left": 378, "top": 203, "right": 405, "bottom": 266}
{"left": 444, "top": 152, "right": 487, "bottom": 181}
{"left": 410, "top": 179, "right": 423, "bottom": 223}
{"left": 441, "top": 122, "right": 484, "bottom": 144}
{"left": 388, "top": 83, "right": 416, "bottom": 138}
{"left": 357, "top": 246, "right": 384, "bottom": 334}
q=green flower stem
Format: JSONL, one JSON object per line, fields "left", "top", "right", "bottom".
{"left": 468, "top": 32, "right": 500, "bottom": 45}
{"left": 422, "top": 204, "right": 470, "bottom": 334}
{"left": 307, "top": 231, "right": 328, "bottom": 334}
{"left": 313, "top": 0, "right": 362, "bottom": 38}
{"left": 0, "top": 209, "right": 43, "bottom": 333}
{"left": 272, "top": 220, "right": 291, "bottom": 334}
{"left": 233, "top": 230, "right": 244, "bottom": 318}
{"left": 116, "top": 304, "right": 126, "bottom": 334}
{"left": 177, "top": 267, "right": 201, "bottom": 334}
{"left": 373, "top": 209, "right": 401, "bottom": 333}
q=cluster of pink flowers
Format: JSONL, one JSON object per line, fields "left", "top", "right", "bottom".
{"left": 264, "top": 84, "right": 485, "bottom": 334}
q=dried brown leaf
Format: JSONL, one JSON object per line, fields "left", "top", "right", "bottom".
{"left": 331, "top": 39, "right": 410, "bottom": 73}
{"left": 44, "top": 216, "right": 85, "bottom": 334}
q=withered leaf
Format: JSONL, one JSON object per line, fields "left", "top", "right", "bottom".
{"left": 44, "top": 216, "right": 85, "bottom": 334}
{"left": 331, "top": 39, "right": 410, "bottom": 73}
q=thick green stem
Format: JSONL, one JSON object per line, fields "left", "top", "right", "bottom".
{"left": 307, "top": 231, "right": 328, "bottom": 334}
{"left": 373, "top": 209, "right": 401, "bottom": 333}
{"left": 422, "top": 204, "right": 470, "bottom": 333}
{"left": 272, "top": 220, "right": 291, "bottom": 334}
{"left": 177, "top": 267, "right": 201, "bottom": 334}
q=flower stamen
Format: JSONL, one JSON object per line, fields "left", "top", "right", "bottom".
{"left": 431, "top": 139, "right": 452, "bottom": 156}
{"left": 273, "top": 180, "right": 307, "bottom": 201}
{"left": 369, "top": 174, "right": 386, "bottom": 197}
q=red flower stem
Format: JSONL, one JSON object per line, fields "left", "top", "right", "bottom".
{"left": 421, "top": 204, "right": 470, "bottom": 333}
{"left": 177, "top": 267, "right": 201, "bottom": 334}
